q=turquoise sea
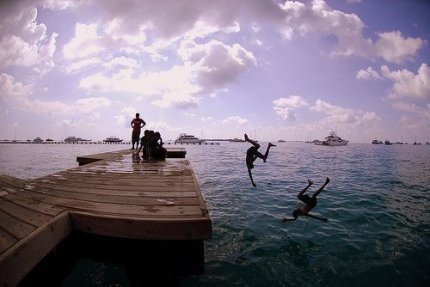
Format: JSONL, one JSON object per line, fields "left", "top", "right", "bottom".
{"left": 1, "top": 142, "right": 429, "bottom": 286}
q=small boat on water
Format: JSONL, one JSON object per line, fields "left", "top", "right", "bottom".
{"left": 174, "top": 133, "right": 205, "bottom": 144}
{"left": 315, "top": 131, "right": 348, "bottom": 146}
{"left": 33, "top": 137, "right": 43, "bottom": 143}
{"left": 372, "top": 139, "right": 383, "bottom": 144}
{"left": 65, "top": 136, "right": 91, "bottom": 143}
{"left": 229, "top": 138, "right": 245, "bottom": 142}
{"left": 103, "top": 136, "right": 123, "bottom": 143}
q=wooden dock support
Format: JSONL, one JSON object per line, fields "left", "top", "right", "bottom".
{"left": 0, "top": 148, "right": 211, "bottom": 286}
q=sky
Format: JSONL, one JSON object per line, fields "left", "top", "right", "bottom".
{"left": 0, "top": 0, "right": 429, "bottom": 143}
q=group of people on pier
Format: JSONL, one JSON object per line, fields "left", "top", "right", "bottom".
{"left": 130, "top": 113, "right": 166, "bottom": 160}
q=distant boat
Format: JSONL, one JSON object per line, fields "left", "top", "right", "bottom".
{"left": 372, "top": 139, "right": 383, "bottom": 144}
{"left": 229, "top": 138, "right": 245, "bottom": 142}
{"left": 33, "top": 137, "right": 43, "bottom": 143}
{"left": 174, "top": 133, "right": 205, "bottom": 144}
{"left": 315, "top": 131, "right": 348, "bottom": 146}
{"left": 65, "top": 136, "right": 91, "bottom": 143}
{"left": 103, "top": 136, "right": 123, "bottom": 143}
{"left": 384, "top": 140, "right": 392, "bottom": 145}
{"left": 277, "top": 139, "right": 286, "bottom": 143}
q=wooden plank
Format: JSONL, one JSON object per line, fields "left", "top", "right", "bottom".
{"left": 0, "top": 212, "right": 72, "bottom": 287}
{"left": 4, "top": 193, "right": 65, "bottom": 217}
{"left": 70, "top": 211, "right": 211, "bottom": 240}
{"left": 13, "top": 191, "right": 204, "bottom": 218}
{"left": 0, "top": 197, "right": 53, "bottom": 227}
{"left": 24, "top": 185, "right": 199, "bottom": 206}
{"left": 33, "top": 181, "right": 196, "bottom": 193}
{"left": 0, "top": 229, "right": 17, "bottom": 254}
{"left": 0, "top": 175, "right": 28, "bottom": 188}
{"left": 0, "top": 210, "right": 35, "bottom": 240}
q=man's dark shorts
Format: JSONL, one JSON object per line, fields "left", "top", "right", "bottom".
{"left": 298, "top": 194, "right": 317, "bottom": 209}
{"left": 132, "top": 131, "right": 141, "bottom": 143}
{"left": 247, "top": 146, "right": 264, "bottom": 158}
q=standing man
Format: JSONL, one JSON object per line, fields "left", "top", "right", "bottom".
{"left": 131, "top": 113, "right": 146, "bottom": 150}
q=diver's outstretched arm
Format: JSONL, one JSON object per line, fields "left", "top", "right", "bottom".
{"left": 304, "top": 213, "right": 328, "bottom": 222}
{"left": 282, "top": 217, "right": 297, "bottom": 222}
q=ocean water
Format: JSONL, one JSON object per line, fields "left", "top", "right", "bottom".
{"left": 1, "top": 142, "right": 429, "bottom": 286}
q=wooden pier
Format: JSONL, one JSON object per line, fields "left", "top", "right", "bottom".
{"left": 0, "top": 148, "right": 211, "bottom": 286}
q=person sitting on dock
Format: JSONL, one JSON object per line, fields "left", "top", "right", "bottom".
{"left": 146, "top": 132, "right": 167, "bottom": 160}
{"left": 135, "top": 130, "right": 153, "bottom": 159}
{"left": 245, "top": 133, "right": 276, "bottom": 187}
{"left": 131, "top": 113, "right": 146, "bottom": 150}
{"left": 283, "top": 177, "right": 330, "bottom": 222}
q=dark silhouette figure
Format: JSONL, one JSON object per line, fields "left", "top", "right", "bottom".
{"left": 135, "top": 130, "right": 166, "bottom": 160}
{"left": 131, "top": 113, "right": 146, "bottom": 150}
{"left": 283, "top": 177, "right": 330, "bottom": 222}
{"left": 245, "top": 133, "right": 276, "bottom": 187}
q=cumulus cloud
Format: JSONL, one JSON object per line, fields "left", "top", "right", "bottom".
{"left": 79, "top": 39, "right": 256, "bottom": 108}
{"left": 222, "top": 116, "right": 249, "bottom": 126}
{"left": 63, "top": 23, "right": 104, "bottom": 60}
{"left": 1, "top": 73, "right": 110, "bottom": 115}
{"left": 179, "top": 39, "right": 257, "bottom": 93}
{"left": 0, "top": 73, "right": 33, "bottom": 101}
{"left": 311, "top": 99, "right": 380, "bottom": 126}
{"left": 280, "top": 0, "right": 424, "bottom": 63}
{"left": 356, "top": 67, "right": 382, "bottom": 80}
{"left": 273, "top": 95, "right": 308, "bottom": 121}
{"left": 381, "top": 63, "right": 430, "bottom": 100}
{"left": 0, "top": 7, "right": 57, "bottom": 70}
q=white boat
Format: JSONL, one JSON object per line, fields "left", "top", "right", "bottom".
{"left": 174, "top": 133, "right": 205, "bottom": 144}
{"left": 103, "top": 136, "right": 123, "bottom": 143}
{"left": 315, "top": 131, "right": 348, "bottom": 146}
{"left": 64, "top": 136, "right": 91, "bottom": 142}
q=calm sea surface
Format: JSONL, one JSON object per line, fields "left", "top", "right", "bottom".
{"left": 1, "top": 143, "right": 429, "bottom": 286}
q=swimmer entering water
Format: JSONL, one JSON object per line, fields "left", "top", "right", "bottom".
{"left": 283, "top": 177, "right": 330, "bottom": 222}
{"left": 245, "top": 133, "right": 276, "bottom": 187}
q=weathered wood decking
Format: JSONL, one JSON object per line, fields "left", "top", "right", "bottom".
{"left": 0, "top": 148, "right": 211, "bottom": 286}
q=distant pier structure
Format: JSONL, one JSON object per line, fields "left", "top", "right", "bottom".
{"left": 0, "top": 148, "right": 211, "bottom": 286}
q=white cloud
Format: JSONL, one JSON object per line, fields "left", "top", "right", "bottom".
{"left": 114, "top": 106, "right": 135, "bottom": 128}
{"left": 103, "top": 56, "right": 139, "bottom": 69}
{"left": 311, "top": 99, "right": 380, "bottom": 126}
{"left": 381, "top": 63, "right": 430, "bottom": 100}
{"left": 392, "top": 102, "right": 430, "bottom": 120}
{"left": 63, "top": 57, "right": 102, "bottom": 74}
{"left": 79, "top": 39, "right": 256, "bottom": 109}
{"left": 0, "top": 7, "right": 57, "bottom": 70}
{"left": 222, "top": 116, "right": 249, "bottom": 126}
{"left": 356, "top": 67, "right": 382, "bottom": 80}
{"left": 1, "top": 72, "right": 111, "bottom": 115}
{"left": 273, "top": 95, "right": 308, "bottom": 121}
{"left": 280, "top": 0, "right": 424, "bottom": 63}
{"left": 374, "top": 31, "right": 425, "bottom": 64}
{"left": 63, "top": 23, "right": 104, "bottom": 60}
{"left": 0, "top": 73, "right": 33, "bottom": 101}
